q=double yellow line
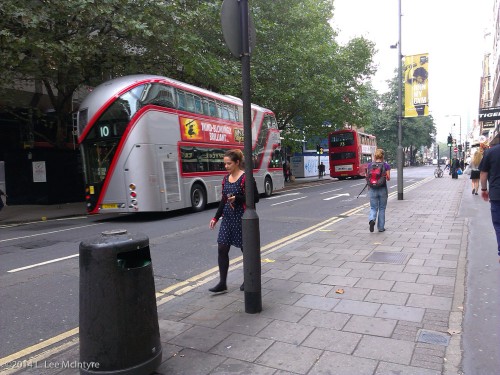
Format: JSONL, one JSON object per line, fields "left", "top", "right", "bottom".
{"left": 0, "top": 177, "right": 431, "bottom": 370}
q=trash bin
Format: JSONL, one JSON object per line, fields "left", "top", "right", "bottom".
{"left": 79, "top": 229, "right": 162, "bottom": 375}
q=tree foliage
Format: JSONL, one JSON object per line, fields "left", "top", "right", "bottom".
{"left": 0, "top": 0, "right": 376, "bottom": 149}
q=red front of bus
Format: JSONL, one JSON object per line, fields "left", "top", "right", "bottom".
{"left": 328, "top": 130, "right": 362, "bottom": 179}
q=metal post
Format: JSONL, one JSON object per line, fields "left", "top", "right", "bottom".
{"left": 240, "top": 0, "right": 262, "bottom": 314}
{"left": 397, "top": 0, "right": 404, "bottom": 200}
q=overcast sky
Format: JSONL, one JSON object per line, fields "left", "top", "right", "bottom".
{"left": 332, "top": 0, "right": 493, "bottom": 141}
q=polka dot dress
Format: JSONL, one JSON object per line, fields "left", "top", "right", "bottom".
{"left": 217, "top": 174, "right": 245, "bottom": 248}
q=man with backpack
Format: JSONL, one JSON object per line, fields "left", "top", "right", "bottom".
{"left": 366, "top": 149, "right": 391, "bottom": 232}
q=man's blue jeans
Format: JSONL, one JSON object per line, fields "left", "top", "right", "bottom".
{"left": 491, "top": 200, "right": 500, "bottom": 256}
{"left": 369, "top": 187, "right": 388, "bottom": 231}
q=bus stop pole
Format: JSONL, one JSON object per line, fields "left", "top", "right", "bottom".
{"left": 240, "top": 0, "right": 262, "bottom": 314}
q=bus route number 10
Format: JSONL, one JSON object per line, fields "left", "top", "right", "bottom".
{"left": 99, "top": 125, "right": 113, "bottom": 138}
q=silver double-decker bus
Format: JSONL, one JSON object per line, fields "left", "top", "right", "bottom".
{"left": 76, "top": 74, "right": 284, "bottom": 214}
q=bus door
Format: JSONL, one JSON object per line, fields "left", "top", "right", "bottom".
{"left": 156, "top": 144, "right": 182, "bottom": 210}
{"left": 123, "top": 144, "right": 162, "bottom": 212}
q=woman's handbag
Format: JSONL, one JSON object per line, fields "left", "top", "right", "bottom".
{"left": 464, "top": 165, "right": 471, "bottom": 175}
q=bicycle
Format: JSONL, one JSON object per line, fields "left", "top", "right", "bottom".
{"left": 434, "top": 165, "right": 444, "bottom": 178}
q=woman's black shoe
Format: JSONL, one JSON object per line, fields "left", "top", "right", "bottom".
{"left": 209, "top": 282, "right": 227, "bottom": 293}
{"left": 239, "top": 283, "right": 244, "bottom": 291}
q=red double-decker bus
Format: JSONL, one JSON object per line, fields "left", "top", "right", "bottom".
{"left": 328, "top": 129, "right": 376, "bottom": 179}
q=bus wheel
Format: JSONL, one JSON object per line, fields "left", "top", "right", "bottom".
{"left": 190, "top": 183, "right": 206, "bottom": 212}
{"left": 264, "top": 176, "right": 273, "bottom": 197}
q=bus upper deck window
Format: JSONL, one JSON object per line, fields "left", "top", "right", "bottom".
{"left": 186, "top": 94, "right": 195, "bottom": 112}
{"left": 208, "top": 100, "right": 218, "bottom": 117}
{"left": 228, "top": 105, "right": 236, "bottom": 121}
{"left": 222, "top": 108, "right": 229, "bottom": 120}
{"left": 216, "top": 101, "right": 224, "bottom": 119}
{"left": 194, "top": 95, "right": 203, "bottom": 114}
{"left": 177, "top": 90, "right": 186, "bottom": 111}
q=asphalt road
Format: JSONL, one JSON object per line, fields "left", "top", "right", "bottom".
{"left": 0, "top": 167, "right": 431, "bottom": 359}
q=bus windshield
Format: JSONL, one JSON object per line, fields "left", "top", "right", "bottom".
{"left": 82, "top": 85, "right": 148, "bottom": 184}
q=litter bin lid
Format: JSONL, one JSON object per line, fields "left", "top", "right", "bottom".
{"left": 79, "top": 230, "right": 149, "bottom": 255}
{"left": 102, "top": 229, "right": 128, "bottom": 236}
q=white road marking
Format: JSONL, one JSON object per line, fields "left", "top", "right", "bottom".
{"left": 0, "top": 223, "right": 101, "bottom": 243}
{"left": 270, "top": 196, "right": 308, "bottom": 206}
{"left": 320, "top": 188, "right": 343, "bottom": 194}
{"left": 266, "top": 192, "right": 301, "bottom": 199}
{"left": 323, "top": 193, "right": 350, "bottom": 201}
{"left": 7, "top": 254, "right": 80, "bottom": 273}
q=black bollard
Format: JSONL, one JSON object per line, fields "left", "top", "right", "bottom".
{"left": 242, "top": 209, "right": 262, "bottom": 313}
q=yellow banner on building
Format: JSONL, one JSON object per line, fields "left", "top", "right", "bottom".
{"left": 404, "top": 53, "right": 429, "bottom": 117}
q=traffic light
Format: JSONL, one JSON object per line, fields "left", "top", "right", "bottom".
{"left": 458, "top": 144, "right": 462, "bottom": 153}
{"left": 319, "top": 147, "right": 324, "bottom": 155}
{"left": 316, "top": 144, "right": 320, "bottom": 154}
{"left": 447, "top": 135, "right": 452, "bottom": 147}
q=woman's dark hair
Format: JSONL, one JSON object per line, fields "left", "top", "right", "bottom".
{"left": 225, "top": 149, "right": 244, "bottom": 167}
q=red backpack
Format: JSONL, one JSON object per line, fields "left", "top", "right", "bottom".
{"left": 366, "top": 162, "right": 386, "bottom": 188}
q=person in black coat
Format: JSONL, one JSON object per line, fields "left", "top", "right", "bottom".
{"left": 451, "top": 157, "right": 460, "bottom": 179}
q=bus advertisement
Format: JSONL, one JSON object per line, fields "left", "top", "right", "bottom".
{"left": 328, "top": 129, "right": 376, "bottom": 179}
{"left": 77, "top": 74, "right": 284, "bottom": 214}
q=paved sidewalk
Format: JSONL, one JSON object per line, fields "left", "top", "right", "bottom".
{"left": 4, "top": 174, "right": 477, "bottom": 375}
{"left": 0, "top": 202, "right": 87, "bottom": 225}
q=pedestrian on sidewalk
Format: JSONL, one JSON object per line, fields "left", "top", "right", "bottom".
{"left": 479, "top": 134, "right": 500, "bottom": 261}
{"left": 319, "top": 162, "right": 325, "bottom": 178}
{"left": 367, "top": 149, "right": 391, "bottom": 233}
{"left": 469, "top": 150, "right": 483, "bottom": 195}
{"left": 0, "top": 188, "right": 7, "bottom": 212}
{"left": 208, "top": 149, "right": 258, "bottom": 293}
{"left": 451, "top": 157, "right": 460, "bottom": 179}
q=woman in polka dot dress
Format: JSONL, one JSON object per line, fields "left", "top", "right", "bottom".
{"left": 209, "top": 149, "right": 247, "bottom": 293}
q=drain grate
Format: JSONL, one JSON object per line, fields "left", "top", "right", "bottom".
{"left": 363, "top": 251, "right": 410, "bottom": 265}
{"left": 417, "top": 330, "right": 451, "bottom": 346}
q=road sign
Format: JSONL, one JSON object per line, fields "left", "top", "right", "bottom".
{"left": 221, "top": 0, "right": 256, "bottom": 58}
{"left": 454, "top": 147, "right": 458, "bottom": 153}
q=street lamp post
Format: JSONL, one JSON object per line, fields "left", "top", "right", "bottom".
{"left": 396, "top": 0, "right": 404, "bottom": 200}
